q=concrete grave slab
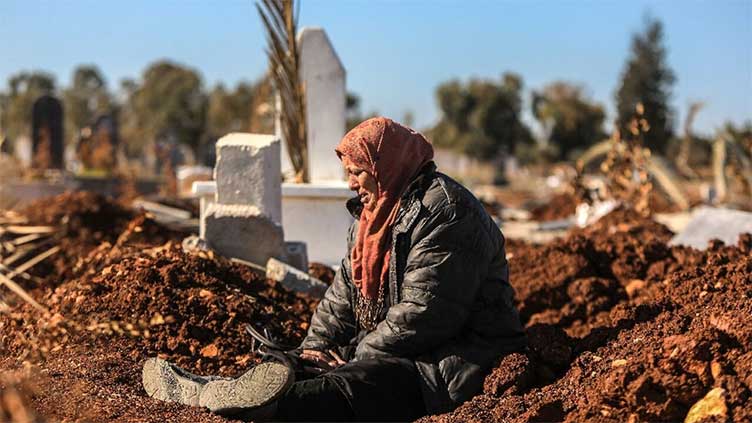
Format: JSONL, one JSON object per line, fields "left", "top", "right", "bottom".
{"left": 670, "top": 207, "right": 752, "bottom": 250}
{"left": 214, "top": 133, "right": 282, "bottom": 224}
{"left": 203, "top": 203, "right": 284, "bottom": 265}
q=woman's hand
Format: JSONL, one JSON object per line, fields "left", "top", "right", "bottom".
{"left": 300, "top": 349, "right": 347, "bottom": 371}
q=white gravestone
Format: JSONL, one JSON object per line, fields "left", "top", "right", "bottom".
{"left": 279, "top": 27, "right": 346, "bottom": 183}
{"left": 200, "top": 133, "right": 286, "bottom": 265}
{"left": 203, "top": 203, "right": 285, "bottom": 265}
{"left": 214, "top": 133, "right": 282, "bottom": 225}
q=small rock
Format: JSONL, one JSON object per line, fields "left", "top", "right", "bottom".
{"left": 711, "top": 361, "right": 723, "bottom": 380}
{"left": 684, "top": 387, "right": 727, "bottom": 423}
{"left": 150, "top": 313, "right": 165, "bottom": 326}
{"left": 201, "top": 343, "right": 219, "bottom": 358}
{"left": 625, "top": 279, "right": 646, "bottom": 297}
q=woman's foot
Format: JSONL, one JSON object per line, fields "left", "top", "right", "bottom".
{"left": 142, "top": 357, "right": 227, "bottom": 406}
{"left": 199, "top": 362, "right": 294, "bottom": 416}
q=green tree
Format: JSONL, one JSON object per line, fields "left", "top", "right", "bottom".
{"left": 615, "top": 16, "right": 676, "bottom": 153}
{"left": 63, "top": 65, "right": 112, "bottom": 144}
{"left": 3, "top": 71, "right": 56, "bottom": 141}
{"left": 532, "top": 81, "right": 606, "bottom": 159}
{"left": 206, "top": 81, "right": 263, "bottom": 137}
{"left": 120, "top": 61, "right": 207, "bottom": 154}
{"left": 430, "top": 72, "right": 531, "bottom": 160}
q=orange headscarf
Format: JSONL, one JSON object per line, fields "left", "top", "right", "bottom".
{"left": 336, "top": 117, "right": 434, "bottom": 327}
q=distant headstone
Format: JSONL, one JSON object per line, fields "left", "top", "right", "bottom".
{"left": 670, "top": 207, "right": 752, "bottom": 250}
{"left": 278, "top": 27, "right": 346, "bottom": 182}
{"left": 13, "top": 136, "right": 33, "bottom": 168}
{"left": 92, "top": 114, "right": 119, "bottom": 146}
{"left": 32, "top": 95, "right": 64, "bottom": 169}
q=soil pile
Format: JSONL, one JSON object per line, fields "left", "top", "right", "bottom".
{"left": 308, "top": 262, "right": 336, "bottom": 284}
{"left": 1, "top": 242, "right": 318, "bottom": 422}
{"left": 422, "top": 209, "right": 751, "bottom": 422}
{"left": 14, "top": 191, "right": 185, "bottom": 285}
{"left": 2, "top": 192, "right": 320, "bottom": 422}
{"left": 529, "top": 192, "right": 579, "bottom": 221}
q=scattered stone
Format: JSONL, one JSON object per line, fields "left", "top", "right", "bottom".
{"left": 684, "top": 387, "right": 727, "bottom": 423}
{"left": 266, "top": 257, "right": 328, "bottom": 298}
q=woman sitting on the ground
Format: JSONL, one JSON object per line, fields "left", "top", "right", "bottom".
{"left": 143, "top": 117, "right": 526, "bottom": 422}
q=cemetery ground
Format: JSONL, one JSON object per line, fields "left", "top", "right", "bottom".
{"left": 0, "top": 192, "right": 750, "bottom": 422}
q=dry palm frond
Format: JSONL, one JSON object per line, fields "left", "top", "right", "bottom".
{"left": 0, "top": 272, "right": 48, "bottom": 313}
{"left": 1, "top": 225, "right": 57, "bottom": 235}
{"left": 4, "top": 246, "right": 60, "bottom": 279}
{"left": 257, "top": 0, "right": 309, "bottom": 182}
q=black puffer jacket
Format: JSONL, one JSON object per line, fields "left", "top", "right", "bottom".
{"left": 301, "top": 163, "right": 526, "bottom": 413}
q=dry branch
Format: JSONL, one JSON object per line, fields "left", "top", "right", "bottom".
{"left": 0, "top": 272, "right": 48, "bottom": 313}
{"left": 11, "top": 233, "right": 48, "bottom": 247}
{"left": 1, "top": 240, "right": 51, "bottom": 267}
{"left": 5, "top": 246, "right": 61, "bottom": 279}
{"left": 2, "top": 225, "right": 58, "bottom": 235}
{"left": 257, "top": 0, "right": 309, "bottom": 182}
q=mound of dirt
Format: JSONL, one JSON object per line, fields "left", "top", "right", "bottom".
{"left": 529, "top": 192, "right": 579, "bottom": 221}
{"left": 14, "top": 191, "right": 185, "bottom": 285}
{"left": 1, "top": 192, "right": 321, "bottom": 422}
{"left": 4, "top": 192, "right": 750, "bottom": 422}
{"left": 422, "top": 210, "right": 752, "bottom": 423}
{"left": 1, "top": 241, "right": 318, "bottom": 422}
{"left": 308, "top": 262, "right": 336, "bottom": 284}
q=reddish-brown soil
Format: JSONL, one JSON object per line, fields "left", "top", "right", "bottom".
{"left": 15, "top": 191, "right": 185, "bottom": 286}
{"left": 1, "top": 243, "right": 317, "bottom": 422}
{"left": 529, "top": 192, "right": 579, "bottom": 221}
{"left": 1, "top": 192, "right": 319, "bottom": 422}
{"left": 308, "top": 262, "right": 336, "bottom": 284}
{"left": 422, "top": 208, "right": 751, "bottom": 423}
{"left": 3, "top": 193, "right": 750, "bottom": 422}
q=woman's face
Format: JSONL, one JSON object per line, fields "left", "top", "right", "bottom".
{"left": 342, "top": 155, "right": 378, "bottom": 211}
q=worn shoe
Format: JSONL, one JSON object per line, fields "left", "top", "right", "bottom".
{"left": 198, "top": 361, "right": 294, "bottom": 415}
{"left": 142, "top": 357, "right": 228, "bottom": 406}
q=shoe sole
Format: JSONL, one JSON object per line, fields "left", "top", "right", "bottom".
{"left": 142, "top": 357, "right": 204, "bottom": 407}
{"left": 199, "top": 362, "right": 294, "bottom": 415}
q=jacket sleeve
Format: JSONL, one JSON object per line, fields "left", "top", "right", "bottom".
{"left": 300, "top": 224, "right": 359, "bottom": 351}
{"left": 354, "top": 204, "right": 493, "bottom": 360}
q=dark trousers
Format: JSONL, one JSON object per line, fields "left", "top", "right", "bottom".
{"left": 273, "top": 357, "right": 426, "bottom": 422}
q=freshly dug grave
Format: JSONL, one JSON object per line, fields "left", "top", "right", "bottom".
{"left": 1, "top": 242, "right": 318, "bottom": 422}
{"left": 529, "top": 192, "right": 579, "bottom": 221}
{"left": 4, "top": 192, "right": 749, "bottom": 422}
{"left": 11, "top": 191, "right": 185, "bottom": 286}
{"left": 422, "top": 209, "right": 751, "bottom": 422}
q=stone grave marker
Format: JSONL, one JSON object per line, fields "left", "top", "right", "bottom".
{"left": 670, "top": 207, "right": 752, "bottom": 250}
{"left": 279, "top": 27, "right": 346, "bottom": 182}
{"left": 32, "top": 95, "right": 64, "bottom": 169}
{"left": 202, "top": 134, "right": 285, "bottom": 265}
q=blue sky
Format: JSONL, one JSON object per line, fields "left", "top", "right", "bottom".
{"left": 1, "top": 0, "right": 750, "bottom": 136}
